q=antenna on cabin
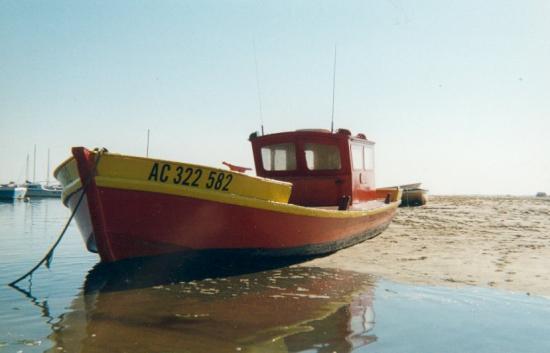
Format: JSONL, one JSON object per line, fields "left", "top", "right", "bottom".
{"left": 330, "top": 44, "right": 337, "bottom": 133}
{"left": 146, "top": 129, "right": 150, "bottom": 157}
{"left": 253, "top": 41, "right": 265, "bottom": 135}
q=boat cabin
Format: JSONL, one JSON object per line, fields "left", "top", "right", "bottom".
{"left": 249, "top": 129, "right": 376, "bottom": 207}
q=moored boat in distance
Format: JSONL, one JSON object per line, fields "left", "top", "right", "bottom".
{"left": 399, "top": 182, "right": 428, "bottom": 207}
{"left": 23, "top": 181, "right": 62, "bottom": 198}
{"left": 0, "top": 182, "right": 27, "bottom": 200}
{"left": 54, "top": 128, "right": 401, "bottom": 263}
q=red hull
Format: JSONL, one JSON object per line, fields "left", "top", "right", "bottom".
{"left": 69, "top": 187, "right": 396, "bottom": 263}
{"left": 63, "top": 147, "right": 398, "bottom": 263}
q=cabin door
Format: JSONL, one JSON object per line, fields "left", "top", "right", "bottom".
{"left": 286, "top": 176, "right": 346, "bottom": 207}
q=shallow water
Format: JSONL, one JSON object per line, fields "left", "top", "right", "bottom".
{"left": 1, "top": 198, "right": 550, "bottom": 353}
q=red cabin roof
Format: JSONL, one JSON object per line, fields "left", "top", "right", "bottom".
{"left": 250, "top": 129, "right": 376, "bottom": 207}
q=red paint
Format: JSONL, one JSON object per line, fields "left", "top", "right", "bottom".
{"left": 67, "top": 185, "right": 396, "bottom": 262}
{"left": 250, "top": 130, "right": 377, "bottom": 206}
{"left": 72, "top": 147, "right": 115, "bottom": 261}
{"left": 222, "top": 161, "right": 252, "bottom": 173}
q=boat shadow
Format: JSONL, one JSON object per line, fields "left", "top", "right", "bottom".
{"left": 84, "top": 251, "right": 323, "bottom": 294}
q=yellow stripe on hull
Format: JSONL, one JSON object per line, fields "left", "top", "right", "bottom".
{"left": 55, "top": 151, "right": 401, "bottom": 220}
{"left": 96, "top": 154, "right": 292, "bottom": 203}
{"left": 55, "top": 151, "right": 292, "bottom": 202}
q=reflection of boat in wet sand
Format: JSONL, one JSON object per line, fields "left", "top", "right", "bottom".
{"left": 46, "top": 262, "right": 377, "bottom": 353}
{"left": 54, "top": 129, "right": 401, "bottom": 263}
{"left": 399, "top": 182, "right": 428, "bottom": 207}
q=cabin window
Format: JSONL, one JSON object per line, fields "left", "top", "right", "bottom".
{"left": 261, "top": 143, "right": 297, "bottom": 171}
{"left": 304, "top": 143, "right": 341, "bottom": 170}
{"left": 351, "top": 144, "right": 363, "bottom": 170}
{"left": 364, "top": 145, "right": 375, "bottom": 170}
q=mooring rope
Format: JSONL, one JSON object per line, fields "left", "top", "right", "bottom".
{"left": 9, "top": 148, "right": 106, "bottom": 287}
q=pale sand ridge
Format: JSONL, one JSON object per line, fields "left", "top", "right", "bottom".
{"left": 305, "top": 196, "right": 550, "bottom": 297}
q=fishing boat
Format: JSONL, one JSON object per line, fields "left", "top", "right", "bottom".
{"left": 54, "top": 128, "right": 401, "bottom": 263}
{"left": 0, "top": 183, "right": 27, "bottom": 200}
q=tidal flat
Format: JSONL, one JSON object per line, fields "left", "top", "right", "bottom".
{"left": 309, "top": 195, "right": 550, "bottom": 296}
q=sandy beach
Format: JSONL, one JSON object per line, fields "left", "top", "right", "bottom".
{"left": 306, "top": 195, "right": 550, "bottom": 297}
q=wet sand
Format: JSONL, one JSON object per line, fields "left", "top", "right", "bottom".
{"left": 306, "top": 195, "right": 550, "bottom": 297}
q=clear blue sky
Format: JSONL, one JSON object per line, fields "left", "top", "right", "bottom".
{"left": 1, "top": 0, "right": 549, "bottom": 195}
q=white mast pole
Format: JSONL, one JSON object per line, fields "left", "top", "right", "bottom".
{"left": 25, "top": 154, "right": 29, "bottom": 182}
{"left": 46, "top": 148, "right": 50, "bottom": 185}
{"left": 33, "top": 144, "right": 36, "bottom": 183}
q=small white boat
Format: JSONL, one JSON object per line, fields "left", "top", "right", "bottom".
{"left": 24, "top": 182, "right": 62, "bottom": 198}
{"left": 0, "top": 183, "right": 27, "bottom": 200}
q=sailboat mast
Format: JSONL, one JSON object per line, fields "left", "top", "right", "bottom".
{"left": 33, "top": 144, "right": 36, "bottom": 183}
{"left": 25, "top": 154, "right": 29, "bottom": 182}
{"left": 46, "top": 148, "right": 50, "bottom": 185}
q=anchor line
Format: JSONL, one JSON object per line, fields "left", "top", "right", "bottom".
{"left": 9, "top": 148, "right": 107, "bottom": 288}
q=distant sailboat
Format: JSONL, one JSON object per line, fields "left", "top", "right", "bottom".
{"left": 24, "top": 147, "right": 61, "bottom": 198}
{"left": 25, "top": 182, "right": 62, "bottom": 198}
